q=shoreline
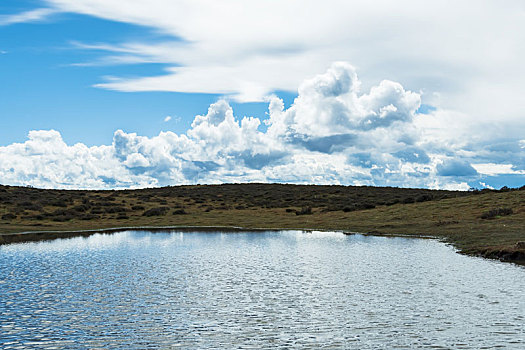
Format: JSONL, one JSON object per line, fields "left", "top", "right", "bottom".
{"left": 1, "top": 183, "right": 523, "bottom": 265}
{"left": 1, "top": 225, "right": 523, "bottom": 266}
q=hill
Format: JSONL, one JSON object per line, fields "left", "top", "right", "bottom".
{"left": 0, "top": 183, "right": 523, "bottom": 263}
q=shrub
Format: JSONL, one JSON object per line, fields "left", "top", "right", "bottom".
{"left": 95, "top": 201, "right": 115, "bottom": 207}
{"left": 49, "top": 200, "right": 68, "bottom": 208}
{"left": 415, "top": 194, "right": 432, "bottom": 202}
{"left": 342, "top": 206, "right": 355, "bottom": 212}
{"left": 131, "top": 205, "right": 145, "bottom": 211}
{"left": 72, "top": 204, "right": 90, "bottom": 213}
{"left": 172, "top": 209, "right": 186, "bottom": 215}
{"left": 17, "top": 201, "right": 43, "bottom": 211}
{"left": 402, "top": 197, "right": 415, "bottom": 204}
{"left": 51, "top": 209, "right": 75, "bottom": 216}
{"left": 52, "top": 215, "right": 74, "bottom": 222}
{"left": 116, "top": 214, "right": 129, "bottom": 220}
{"left": 296, "top": 206, "right": 312, "bottom": 215}
{"left": 480, "top": 208, "right": 513, "bottom": 220}
{"left": 1, "top": 213, "right": 16, "bottom": 220}
{"left": 91, "top": 208, "right": 104, "bottom": 214}
{"left": 285, "top": 208, "right": 295, "bottom": 213}
{"left": 143, "top": 207, "right": 169, "bottom": 217}
{"left": 80, "top": 214, "right": 100, "bottom": 220}
{"left": 105, "top": 206, "right": 127, "bottom": 214}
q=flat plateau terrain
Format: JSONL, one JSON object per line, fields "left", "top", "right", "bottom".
{"left": 0, "top": 183, "right": 523, "bottom": 263}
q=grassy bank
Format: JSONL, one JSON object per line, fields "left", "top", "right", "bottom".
{"left": 0, "top": 184, "right": 524, "bottom": 263}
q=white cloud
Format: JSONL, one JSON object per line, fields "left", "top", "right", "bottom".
{"left": 16, "top": 0, "right": 517, "bottom": 131}
{"left": 0, "top": 8, "right": 58, "bottom": 26}
{"left": 1, "top": 0, "right": 522, "bottom": 154}
{"left": 123, "top": 153, "right": 150, "bottom": 168}
{"left": 164, "top": 116, "right": 172, "bottom": 122}
{"left": 472, "top": 163, "right": 525, "bottom": 176}
{"left": 479, "top": 182, "right": 494, "bottom": 190}
{"left": 439, "top": 182, "right": 471, "bottom": 192}
{"left": 2, "top": 63, "right": 512, "bottom": 190}
{"left": 3, "top": 1, "right": 523, "bottom": 171}
{"left": 0, "top": 130, "right": 155, "bottom": 189}
{"left": 1, "top": 2, "right": 522, "bottom": 189}
{"left": 267, "top": 62, "right": 421, "bottom": 139}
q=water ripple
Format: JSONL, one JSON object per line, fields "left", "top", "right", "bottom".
{"left": 1, "top": 230, "right": 524, "bottom": 349}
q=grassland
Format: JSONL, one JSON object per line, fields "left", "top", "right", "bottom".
{"left": 0, "top": 183, "right": 524, "bottom": 263}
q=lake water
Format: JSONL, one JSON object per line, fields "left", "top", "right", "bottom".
{"left": 1, "top": 230, "right": 524, "bottom": 349}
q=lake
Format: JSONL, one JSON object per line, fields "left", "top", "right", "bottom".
{"left": 1, "top": 230, "right": 524, "bottom": 349}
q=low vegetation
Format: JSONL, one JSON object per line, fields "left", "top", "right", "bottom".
{"left": 480, "top": 207, "right": 513, "bottom": 220}
{"left": 143, "top": 207, "right": 170, "bottom": 217}
{"left": 0, "top": 183, "right": 524, "bottom": 263}
{"left": 295, "top": 206, "right": 313, "bottom": 215}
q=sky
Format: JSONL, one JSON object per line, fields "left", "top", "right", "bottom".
{"left": 0, "top": 0, "right": 524, "bottom": 190}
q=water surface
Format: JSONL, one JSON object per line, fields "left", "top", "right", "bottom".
{"left": 1, "top": 230, "right": 524, "bottom": 349}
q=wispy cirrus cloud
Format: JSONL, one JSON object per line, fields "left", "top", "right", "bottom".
{"left": 0, "top": 8, "right": 59, "bottom": 26}
{"left": 30, "top": 0, "right": 523, "bottom": 124}
{"left": 5, "top": 1, "right": 525, "bottom": 126}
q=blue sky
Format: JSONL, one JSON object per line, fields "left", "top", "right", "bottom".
{"left": 1, "top": 0, "right": 524, "bottom": 189}
{"left": 0, "top": 1, "right": 297, "bottom": 146}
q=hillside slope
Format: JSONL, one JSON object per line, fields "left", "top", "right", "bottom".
{"left": 0, "top": 184, "right": 523, "bottom": 263}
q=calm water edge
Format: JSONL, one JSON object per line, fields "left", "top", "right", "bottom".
{"left": 1, "top": 230, "right": 524, "bottom": 349}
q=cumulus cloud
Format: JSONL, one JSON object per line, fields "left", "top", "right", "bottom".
{"left": 265, "top": 63, "right": 421, "bottom": 144}
{"left": 164, "top": 116, "right": 171, "bottom": 122}
{"left": 0, "top": 130, "right": 155, "bottom": 189}
{"left": 2, "top": 62, "right": 517, "bottom": 189}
